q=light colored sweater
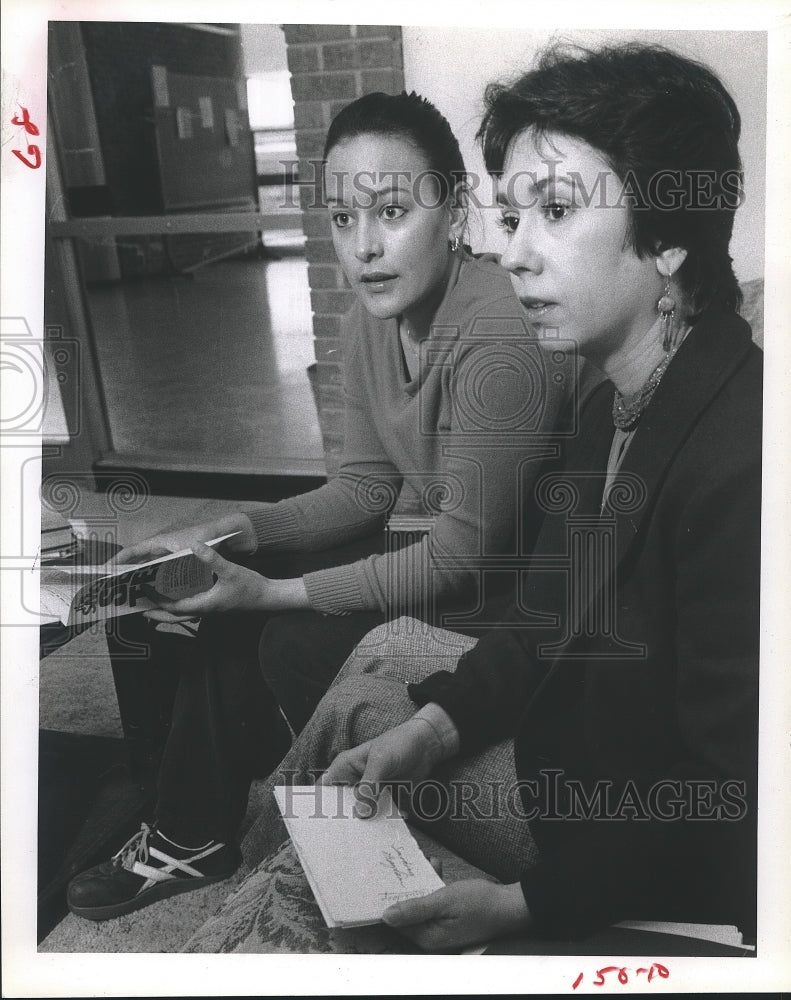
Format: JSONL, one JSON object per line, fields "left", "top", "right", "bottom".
{"left": 245, "top": 253, "right": 568, "bottom": 614}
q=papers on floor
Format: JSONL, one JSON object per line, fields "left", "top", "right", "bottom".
{"left": 37, "top": 532, "right": 237, "bottom": 627}
{"left": 274, "top": 784, "right": 445, "bottom": 929}
{"left": 39, "top": 507, "right": 79, "bottom": 564}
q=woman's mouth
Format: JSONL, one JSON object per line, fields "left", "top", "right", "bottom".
{"left": 519, "top": 298, "right": 556, "bottom": 321}
{"left": 360, "top": 272, "right": 398, "bottom": 292}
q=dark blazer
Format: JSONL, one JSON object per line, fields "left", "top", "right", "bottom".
{"left": 410, "top": 310, "right": 762, "bottom": 939}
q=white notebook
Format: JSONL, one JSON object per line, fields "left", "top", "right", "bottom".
{"left": 274, "top": 784, "right": 445, "bottom": 929}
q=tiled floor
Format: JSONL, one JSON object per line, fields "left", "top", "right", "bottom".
{"left": 83, "top": 255, "right": 325, "bottom": 476}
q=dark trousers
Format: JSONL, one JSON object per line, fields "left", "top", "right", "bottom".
{"left": 107, "top": 534, "right": 386, "bottom": 846}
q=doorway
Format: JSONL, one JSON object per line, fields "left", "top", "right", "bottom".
{"left": 46, "top": 21, "right": 324, "bottom": 481}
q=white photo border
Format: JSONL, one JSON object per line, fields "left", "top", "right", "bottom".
{"left": 2, "top": 0, "right": 789, "bottom": 995}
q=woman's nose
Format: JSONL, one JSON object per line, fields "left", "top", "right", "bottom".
{"left": 500, "top": 225, "right": 543, "bottom": 276}
{"left": 354, "top": 221, "right": 382, "bottom": 262}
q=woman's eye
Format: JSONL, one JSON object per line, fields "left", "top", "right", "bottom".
{"left": 331, "top": 212, "right": 352, "bottom": 229}
{"left": 544, "top": 202, "right": 571, "bottom": 222}
{"left": 496, "top": 213, "right": 519, "bottom": 234}
{"left": 382, "top": 205, "right": 406, "bottom": 221}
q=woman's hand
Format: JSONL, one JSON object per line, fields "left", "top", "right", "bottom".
{"left": 382, "top": 880, "right": 532, "bottom": 951}
{"left": 112, "top": 512, "right": 258, "bottom": 566}
{"left": 143, "top": 543, "right": 310, "bottom": 620}
{"left": 321, "top": 705, "right": 459, "bottom": 809}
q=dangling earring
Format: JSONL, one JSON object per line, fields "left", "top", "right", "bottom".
{"left": 658, "top": 274, "right": 677, "bottom": 353}
{"left": 450, "top": 234, "right": 461, "bottom": 253}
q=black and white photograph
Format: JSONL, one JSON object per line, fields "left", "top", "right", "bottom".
{"left": 1, "top": 1, "right": 789, "bottom": 995}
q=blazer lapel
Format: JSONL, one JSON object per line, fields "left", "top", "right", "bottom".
{"left": 607, "top": 310, "right": 755, "bottom": 567}
{"left": 536, "top": 310, "right": 755, "bottom": 664}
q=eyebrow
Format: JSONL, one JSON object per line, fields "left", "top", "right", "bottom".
{"left": 325, "top": 181, "right": 413, "bottom": 207}
{"left": 496, "top": 173, "right": 575, "bottom": 206}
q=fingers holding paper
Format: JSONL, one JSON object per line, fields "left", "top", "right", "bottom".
{"left": 321, "top": 706, "right": 460, "bottom": 816}
{"left": 143, "top": 543, "right": 311, "bottom": 618}
{"left": 382, "top": 879, "right": 532, "bottom": 951}
{"left": 322, "top": 718, "right": 436, "bottom": 791}
{"left": 143, "top": 544, "right": 263, "bottom": 618}
{"left": 319, "top": 738, "right": 378, "bottom": 787}
{"left": 112, "top": 512, "right": 257, "bottom": 567}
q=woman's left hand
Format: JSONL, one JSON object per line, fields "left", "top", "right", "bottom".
{"left": 143, "top": 543, "right": 310, "bottom": 620}
{"left": 382, "top": 879, "right": 532, "bottom": 951}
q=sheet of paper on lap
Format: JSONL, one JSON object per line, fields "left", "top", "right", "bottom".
{"left": 274, "top": 784, "right": 445, "bottom": 929}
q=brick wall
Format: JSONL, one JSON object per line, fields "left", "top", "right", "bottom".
{"left": 283, "top": 24, "right": 405, "bottom": 475}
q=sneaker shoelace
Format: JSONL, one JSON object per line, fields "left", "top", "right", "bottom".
{"left": 113, "top": 822, "right": 153, "bottom": 871}
{"left": 111, "top": 822, "right": 226, "bottom": 893}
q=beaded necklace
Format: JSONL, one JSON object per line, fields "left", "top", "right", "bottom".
{"left": 611, "top": 328, "right": 689, "bottom": 430}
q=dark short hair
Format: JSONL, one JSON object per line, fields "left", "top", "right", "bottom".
{"left": 323, "top": 90, "right": 466, "bottom": 204}
{"left": 477, "top": 44, "right": 744, "bottom": 314}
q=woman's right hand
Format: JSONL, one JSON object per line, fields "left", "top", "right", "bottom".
{"left": 321, "top": 705, "right": 459, "bottom": 809}
{"left": 112, "top": 512, "right": 258, "bottom": 566}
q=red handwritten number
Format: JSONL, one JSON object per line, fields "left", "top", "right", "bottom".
{"left": 12, "top": 106, "right": 40, "bottom": 135}
{"left": 593, "top": 966, "right": 619, "bottom": 986}
{"left": 11, "top": 106, "right": 41, "bottom": 169}
{"left": 581, "top": 963, "right": 668, "bottom": 989}
{"left": 12, "top": 146, "right": 41, "bottom": 169}
{"left": 650, "top": 963, "right": 670, "bottom": 982}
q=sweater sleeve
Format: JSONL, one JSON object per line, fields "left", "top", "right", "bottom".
{"left": 306, "top": 297, "right": 568, "bottom": 614}
{"left": 241, "top": 305, "right": 402, "bottom": 557}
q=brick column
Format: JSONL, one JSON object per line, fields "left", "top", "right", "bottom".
{"left": 282, "top": 24, "right": 405, "bottom": 475}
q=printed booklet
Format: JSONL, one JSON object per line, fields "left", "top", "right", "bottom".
{"left": 38, "top": 533, "right": 237, "bottom": 627}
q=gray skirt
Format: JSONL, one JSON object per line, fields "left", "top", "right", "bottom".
{"left": 185, "top": 618, "right": 537, "bottom": 953}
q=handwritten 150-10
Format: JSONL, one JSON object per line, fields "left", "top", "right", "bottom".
{"left": 572, "top": 963, "right": 670, "bottom": 989}
{"left": 11, "top": 106, "right": 41, "bottom": 169}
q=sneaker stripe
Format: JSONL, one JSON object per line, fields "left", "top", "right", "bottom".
{"left": 129, "top": 842, "right": 227, "bottom": 890}
{"left": 132, "top": 862, "right": 176, "bottom": 892}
